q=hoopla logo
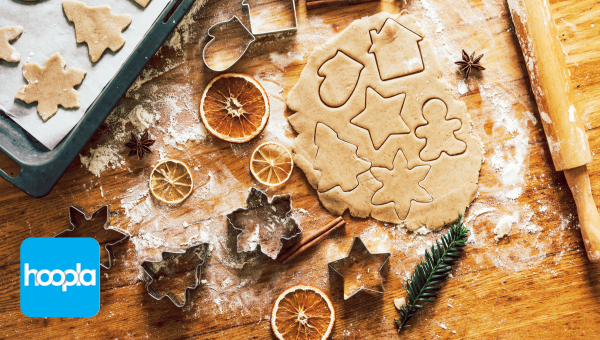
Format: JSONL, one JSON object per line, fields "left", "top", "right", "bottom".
{"left": 21, "top": 238, "right": 100, "bottom": 317}
{"left": 24, "top": 263, "right": 96, "bottom": 292}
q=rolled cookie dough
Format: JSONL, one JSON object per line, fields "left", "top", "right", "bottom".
{"left": 287, "top": 11, "right": 483, "bottom": 231}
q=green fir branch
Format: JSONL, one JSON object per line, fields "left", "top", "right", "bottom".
{"left": 395, "top": 215, "right": 469, "bottom": 331}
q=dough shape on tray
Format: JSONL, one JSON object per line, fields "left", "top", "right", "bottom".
{"left": 15, "top": 52, "right": 87, "bottom": 122}
{"left": 287, "top": 12, "right": 483, "bottom": 231}
{"left": 0, "top": 26, "right": 23, "bottom": 63}
{"left": 63, "top": 0, "right": 132, "bottom": 63}
{"left": 133, "top": 0, "right": 152, "bottom": 8}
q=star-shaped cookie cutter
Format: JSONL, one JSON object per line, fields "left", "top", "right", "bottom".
{"left": 328, "top": 236, "right": 391, "bottom": 300}
{"left": 55, "top": 206, "right": 129, "bottom": 269}
{"left": 141, "top": 243, "right": 209, "bottom": 307}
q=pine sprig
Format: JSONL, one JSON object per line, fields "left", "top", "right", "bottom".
{"left": 394, "top": 215, "right": 469, "bottom": 331}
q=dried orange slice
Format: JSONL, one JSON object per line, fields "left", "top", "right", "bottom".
{"left": 271, "top": 285, "right": 335, "bottom": 340}
{"left": 149, "top": 159, "right": 194, "bottom": 204}
{"left": 250, "top": 142, "right": 293, "bottom": 186}
{"left": 200, "top": 73, "right": 270, "bottom": 143}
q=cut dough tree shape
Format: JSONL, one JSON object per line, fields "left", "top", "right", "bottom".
{"left": 371, "top": 150, "right": 431, "bottom": 220}
{"left": 369, "top": 18, "right": 423, "bottom": 80}
{"left": 351, "top": 87, "right": 409, "bottom": 149}
{"left": 416, "top": 99, "right": 467, "bottom": 161}
{"left": 15, "top": 52, "right": 86, "bottom": 122}
{"left": 314, "top": 123, "right": 371, "bottom": 192}
{"left": 0, "top": 26, "right": 23, "bottom": 63}
{"left": 318, "top": 51, "right": 364, "bottom": 107}
{"left": 63, "top": 0, "right": 132, "bottom": 63}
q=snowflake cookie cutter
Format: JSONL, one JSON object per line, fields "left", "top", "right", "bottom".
{"left": 202, "top": 0, "right": 298, "bottom": 71}
{"left": 328, "top": 236, "right": 391, "bottom": 300}
{"left": 227, "top": 187, "right": 302, "bottom": 259}
{"left": 55, "top": 206, "right": 129, "bottom": 270}
{"left": 141, "top": 243, "right": 209, "bottom": 307}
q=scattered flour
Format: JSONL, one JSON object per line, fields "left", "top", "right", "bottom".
{"left": 494, "top": 215, "right": 517, "bottom": 241}
{"left": 79, "top": 146, "right": 123, "bottom": 177}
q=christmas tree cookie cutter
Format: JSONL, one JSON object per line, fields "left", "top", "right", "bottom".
{"left": 202, "top": 0, "right": 297, "bottom": 71}
{"left": 328, "top": 236, "right": 391, "bottom": 300}
{"left": 55, "top": 205, "right": 129, "bottom": 270}
{"left": 141, "top": 243, "right": 209, "bottom": 307}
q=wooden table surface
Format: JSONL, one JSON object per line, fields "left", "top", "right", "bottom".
{"left": 2, "top": 0, "right": 600, "bottom": 338}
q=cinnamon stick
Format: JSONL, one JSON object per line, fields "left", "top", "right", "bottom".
{"left": 279, "top": 216, "right": 343, "bottom": 262}
{"left": 282, "top": 219, "right": 345, "bottom": 265}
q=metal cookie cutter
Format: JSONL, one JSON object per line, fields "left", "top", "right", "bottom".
{"left": 202, "top": 0, "right": 298, "bottom": 71}
{"left": 202, "top": 16, "right": 256, "bottom": 72}
{"left": 328, "top": 236, "right": 391, "bottom": 300}
{"left": 227, "top": 187, "right": 302, "bottom": 260}
{"left": 56, "top": 206, "right": 129, "bottom": 270}
{"left": 141, "top": 243, "right": 209, "bottom": 307}
{"left": 242, "top": 0, "right": 298, "bottom": 36}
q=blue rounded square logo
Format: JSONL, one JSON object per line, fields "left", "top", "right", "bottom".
{"left": 20, "top": 238, "right": 100, "bottom": 317}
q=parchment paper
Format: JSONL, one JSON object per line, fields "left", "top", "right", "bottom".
{"left": 0, "top": 0, "right": 170, "bottom": 150}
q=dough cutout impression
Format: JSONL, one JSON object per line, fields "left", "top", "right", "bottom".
{"left": 0, "top": 26, "right": 23, "bottom": 63}
{"left": 15, "top": 52, "right": 87, "bottom": 121}
{"left": 416, "top": 99, "right": 467, "bottom": 161}
{"left": 63, "top": 0, "right": 132, "bottom": 63}
{"left": 287, "top": 12, "right": 483, "bottom": 231}
{"left": 318, "top": 51, "right": 364, "bottom": 107}
{"left": 351, "top": 87, "right": 409, "bottom": 149}
{"left": 369, "top": 17, "right": 424, "bottom": 80}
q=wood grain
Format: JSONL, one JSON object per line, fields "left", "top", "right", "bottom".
{"left": 1, "top": 0, "right": 600, "bottom": 339}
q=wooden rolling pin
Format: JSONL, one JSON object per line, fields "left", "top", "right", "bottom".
{"left": 508, "top": 0, "right": 600, "bottom": 262}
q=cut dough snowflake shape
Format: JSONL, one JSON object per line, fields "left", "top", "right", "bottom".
{"left": 0, "top": 26, "right": 23, "bottom": 63}
{"left": 415, "top": 99, "right": 467, "bottom": 161}
{"left": 15, "top": 52, "right": 87, "bottom": 121}
{"left": 227, "top": 188, "right": 302, "bottom": 259}
{"left": 63, "top": 0, "right": 132, "bottom": 63}
{"left": 351, "top": 87, "right": 409, "bottom": 149}
{"left": 56, "top": 206, "right": 129, "bottom": 269}
{"left": 318, "top": 51, "right": 364, "bottom": 107}
{"left": 314, "top": 123, "right": 371, "bottom": 192}
{"left": 328, "top": 237, "right": 391, "bottom": 300}
{"left": 371, "top": 150, "right": 431, "bottom": 220}
{"left": 369, "top": 18, "right": 423, "bottom": 80}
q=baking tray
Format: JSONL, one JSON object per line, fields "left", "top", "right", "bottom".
{"left": 0, "top": 0, "right": 197, "bottom": 198}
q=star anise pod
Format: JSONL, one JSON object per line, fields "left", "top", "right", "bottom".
{"left": 125, "top": 131, "right": 155, "bottom": 160}
{"left": 455, "top": 50, "right": 485, "bottom": 80}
